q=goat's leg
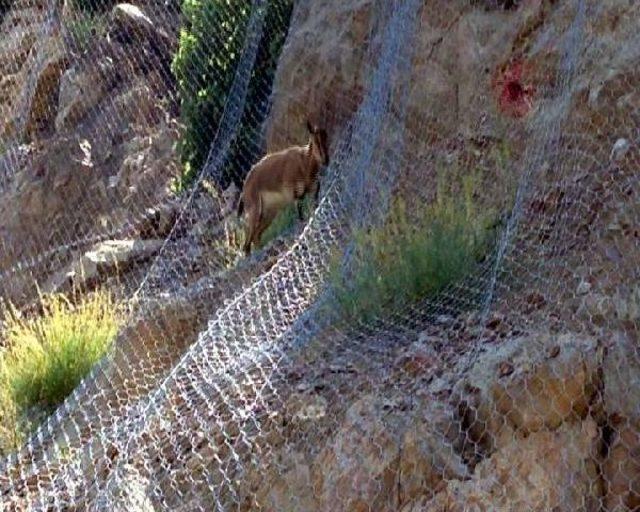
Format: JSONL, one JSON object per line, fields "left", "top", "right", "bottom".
{"left": 253, "top": 223, "right": 268, "bottom": 248}
{"left": 253, "top": 209, "right": 276, "bottom": 248}
{"left": 311, "top": 180, "right": 320, "bottom": 206}
{"left": 292, "top": 180, "right": 306, "bottom": 221}
{"left": 243, "top": 206, "right": 260, "bottom": 255}
{"left": 243, "top": 222, "right": 255, "bottom": 255}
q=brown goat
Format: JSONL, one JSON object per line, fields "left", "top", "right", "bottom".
{"left": 237, "top": 121, "right": 329, "bottom": 254}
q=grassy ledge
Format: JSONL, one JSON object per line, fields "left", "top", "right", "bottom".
{"left": 330, "top": 173, "right": 498, "bottom": 323}
{"left": 0, "top": 289, "right": 121, "bottom": 454}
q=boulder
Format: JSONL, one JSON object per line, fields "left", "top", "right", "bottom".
{"left": 601, "top": 330, "right": 640, "bottom": 510}
{"left": 110, "top": 3, "right": 173, "bottom": 60}
{"left": 398, "top": 405, "right": 469, "bottom": 506}
{"left": 55, "top": 61, "right": 117, "bottom": 132}
{"left": 113, "top": 119, "right": 179, "bottom": 199}
{"left": 602, "top": 331, "right": 640, "bottom": 424}
{"left": 3, "top": 34, "right": 68, "bottom": 140}
{"left": 602, "top": 424, "right": 640, "bottom": 512}
{"left": 417, "top": 419, "right": 600, "bottom": 511}
{"left": 265, "top": 0, "right": 376, "bottom": 149}
{"left": 309, "top": 395, "right": 467, "bottom": 512}
{"left": 43, "top": 239, "right": 164, "bottom": 293}
{"left": 310, "top": 394, "right": 402, "bottom": 512}
{"left": 0, "top": 0, "right": 68, "bottom": 140}
{"left": 112, "top": 3, "right": 155, "bottom": 37}
{"left": 455, "top": 331, "right": 600, "bottom": 442}
{"left": 251, "top": 393, "right": 467, "bottom": 512}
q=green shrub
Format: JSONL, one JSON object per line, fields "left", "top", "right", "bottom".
{"left": 0, "top": 289, "right": 121, "bottom": 419}
{"left": 257, "top": 196, "right": 313, "bottom": 249}
{"left": 331, "top": 175, "right": 497, "bottom": 322}
{"left": 0, "top": 384, "right": 20, "bottom": 456}
{"left": 172, "top": 0, "right": 293, "bottom": 191}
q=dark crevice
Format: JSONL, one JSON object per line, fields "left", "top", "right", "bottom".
{"left": 448, "top": 392, "right": 493, "bottom": 471}
{"left": 472, "top": 0, "right": 521, "bottom": 11}
{"left": 0, "top": 0, "right": 14, "bottom": 24}
{"left": 592, "top": 339, "right": 612, "bottom": 512}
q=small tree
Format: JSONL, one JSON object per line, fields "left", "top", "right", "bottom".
{"left": 172, "top": 0, "right": 293, "bottom": 191}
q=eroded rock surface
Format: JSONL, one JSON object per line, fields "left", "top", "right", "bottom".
{"left": 1, "top": 0, "right": 639, "bottom": 510}
{"left": 0, "top": 1, "right": 181, "bottom": 304}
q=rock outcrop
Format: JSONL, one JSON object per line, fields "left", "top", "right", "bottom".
{"left": 245, "top": 328, "right": 635, "bottom": 511}
{"left": 410, "top": 419, "right": 600, "bottom": 511}
{"left": 42, "top": 238, "right": 164, "bottom": 293}
{"left": 0, "top": 1, "right": 182, "bottom": 304}
{"left": 251, "top": 0, "right": 640, "bottom": 508}
{"left": 601, "top": 331, "right": 640, "bottom": 511}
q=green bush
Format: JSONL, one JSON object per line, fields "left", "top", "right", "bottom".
{"left": 331, "top": 174, "right": 497, "bottom": 322}
{"left": 172, "top": 0, "right": 293, "bottom": 191}
{"left": 257, "top": 196, "right": 313, "bottom": 249}
{"left": 0, "top": 289, "right": 121, "bottom": 451}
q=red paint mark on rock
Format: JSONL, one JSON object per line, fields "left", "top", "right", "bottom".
{"left": 493, "top": 59, "right": 535, "bottom": 118}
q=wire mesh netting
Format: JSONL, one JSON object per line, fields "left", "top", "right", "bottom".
{"left": 0, "top": 0, "right": 639, "bottom": 510}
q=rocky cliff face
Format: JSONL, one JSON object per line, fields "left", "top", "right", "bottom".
{"left": 0, "top": 1, "right": 182, "bottom": 303}
{"left": 255, "top": 0, "right": 640, "bottom": 509}
{"left": 245, "top": 329, "right": 611, "bottom": 511}
{"left": 0, "top": 0, "right": 639, "bottom": 510}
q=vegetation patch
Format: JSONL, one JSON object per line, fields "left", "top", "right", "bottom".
{"left": 257, "top": 196, "right": 313, "bottom": 249}
{"left": 67, "top": 12, "right": 108, "bottom": 54}
{"left": 70, "top": 0, "right": 117, "bottom": 15}
{"left": 0, "top": 289, "right": 121, "bottom": 454}
{"left": 172, "top": 0, "right": 294, "bottom": 191}
{"left": 331, "top": 171, "right": 499, "bottom": 322}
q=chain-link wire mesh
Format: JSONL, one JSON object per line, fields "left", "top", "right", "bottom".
{"left": 0, "top": 0, "right": 639, "bottom": 510}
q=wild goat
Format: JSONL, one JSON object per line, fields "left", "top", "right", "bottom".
{"left": 237, "top": 120, "right": 329, "bottom": 254}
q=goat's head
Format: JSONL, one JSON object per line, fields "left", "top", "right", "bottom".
{"left": 306, "top": 120, "right": 329, "bottom": 166}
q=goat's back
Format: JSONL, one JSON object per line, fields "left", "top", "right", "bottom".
{"left": 243, "top": 146, "right": 308, "bottom": 193}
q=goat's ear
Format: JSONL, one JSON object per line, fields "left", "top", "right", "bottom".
{"left": 306, "top": 120, "right": 315, "bottom": 134}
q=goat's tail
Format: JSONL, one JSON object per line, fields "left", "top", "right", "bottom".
{"left": 237, "top": 196, "right": 244, "bottom": 217}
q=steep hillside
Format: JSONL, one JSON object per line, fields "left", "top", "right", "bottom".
{"left": 0, "top": 0, "right": 638, "bottom": 510}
